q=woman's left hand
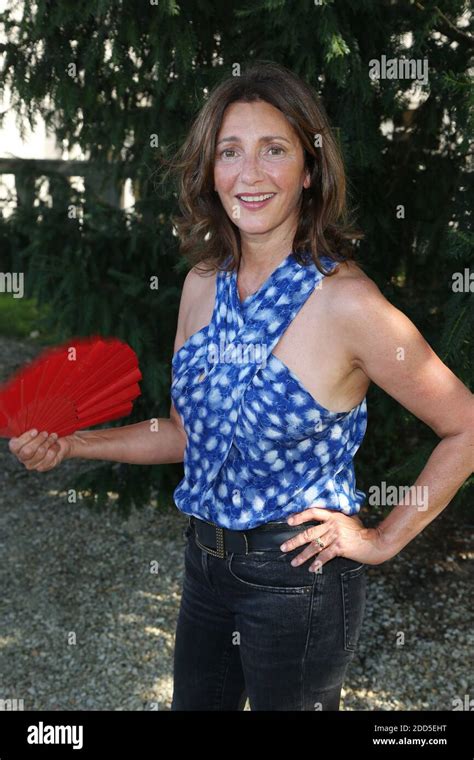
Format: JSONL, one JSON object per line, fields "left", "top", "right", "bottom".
{"left": 280, "top": 507, "right": 393, "bottom": 569}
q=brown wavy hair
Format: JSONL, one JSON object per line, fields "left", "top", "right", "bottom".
{"left": 161, "top": 60, "right": 364, "bottom": 276}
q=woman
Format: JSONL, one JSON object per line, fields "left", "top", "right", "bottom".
{"left": 9, "top": 62, "right": 473, "bottom": 711}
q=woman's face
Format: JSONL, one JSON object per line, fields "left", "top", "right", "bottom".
{"left": 214, "top": 100, "right": 310, "bottom": 240}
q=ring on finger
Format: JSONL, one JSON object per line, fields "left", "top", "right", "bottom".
{"left": 312, "top": 536, "right": 325, "bottom": 549}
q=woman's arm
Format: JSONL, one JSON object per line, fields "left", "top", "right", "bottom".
{"left": 8, "top": 268, "right": 199, "bottom": 471}
{"left": 65, "top": 407, "right": 187, "bottom": 466}
{"left": 337, "top": 277, "right": 474, "bottom": 560}
{"left": 8, "top": 382, "right": 188, "bottom": 471}
{"left": 281, "top": 275, "right": 473, "bottom": 567}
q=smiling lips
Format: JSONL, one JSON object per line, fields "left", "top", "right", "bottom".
{"left": 236, "top": 192, "right": 277, "bottom": 210}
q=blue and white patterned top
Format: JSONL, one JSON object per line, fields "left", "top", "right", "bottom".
{"left": 170, "top": 250, "right": 367, "bottom": 530}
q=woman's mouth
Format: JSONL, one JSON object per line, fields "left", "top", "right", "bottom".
{"left": 235, "top": 192, "right": 277, "bottom": 210}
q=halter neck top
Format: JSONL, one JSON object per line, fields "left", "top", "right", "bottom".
{"left": 170, "top": 250, "right": 367, "bottom": 530}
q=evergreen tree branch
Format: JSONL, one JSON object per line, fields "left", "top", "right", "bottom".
{"left": 415, "top": 2, "right": 474, "bottom": 48}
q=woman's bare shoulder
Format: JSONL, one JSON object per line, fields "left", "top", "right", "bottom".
{"left": 179, "top": 260, "right": 219, "bottom": 336}
{"left": 322, "top": 258, "right": 383, "bottom": 309}
{"left": 330, "top": 258, "right": 373, "bottom": 283}
{"left": 181, "top": 260, "right": 218, "bottom": 302}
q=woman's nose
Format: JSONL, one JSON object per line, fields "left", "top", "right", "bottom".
{"left": 239, "top": 154, "right": 266, "bottom": 184}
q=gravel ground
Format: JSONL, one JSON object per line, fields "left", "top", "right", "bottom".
{"left": 0, "top": 335, "right": 472, "bottom": 711}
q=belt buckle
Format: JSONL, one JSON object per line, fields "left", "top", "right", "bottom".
{"left": 195, "top": 521, "right": 226, "bottom": 558}
{"left": 214, "top": 526, "right": 225, "bottom": 558}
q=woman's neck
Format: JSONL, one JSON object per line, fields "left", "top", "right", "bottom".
{"left": 236, "top": 246, "right": 293, "bottom": 300}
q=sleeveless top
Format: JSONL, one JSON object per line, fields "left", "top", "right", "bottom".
{"left": 170, "top": 250, "right": 368, "bottom": 530}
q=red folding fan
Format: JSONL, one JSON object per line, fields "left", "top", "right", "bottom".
{"left": 0, "top": 335, "right": 142, "bottom": 439}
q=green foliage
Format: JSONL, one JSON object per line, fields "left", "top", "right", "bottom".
{"left": 0, "top": 293, "right": 52, "bottom": 340}
{"left": 1, "top": 0, "right": 472, "bottom": 513}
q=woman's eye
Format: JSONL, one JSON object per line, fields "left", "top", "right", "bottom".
{"left": 218, "top": 145, "right": 285, "bottom": 159}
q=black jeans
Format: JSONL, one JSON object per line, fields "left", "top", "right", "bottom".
{"left": 171, "top": 520, "right": 367, "bottom": 711}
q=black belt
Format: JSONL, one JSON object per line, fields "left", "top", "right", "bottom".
{"left": 187, "top": 515, "right": 323, "bottom": 558}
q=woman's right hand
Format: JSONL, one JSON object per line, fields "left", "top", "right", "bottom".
{"left": 8, "top": 429, "right": 73, "bottom": 472}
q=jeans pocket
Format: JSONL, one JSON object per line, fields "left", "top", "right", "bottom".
{"left": 340, "top": 562, "right": 367, "bottom": 653}
{"left": 227, "top": 548, "right": 316, "bottom": 594}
